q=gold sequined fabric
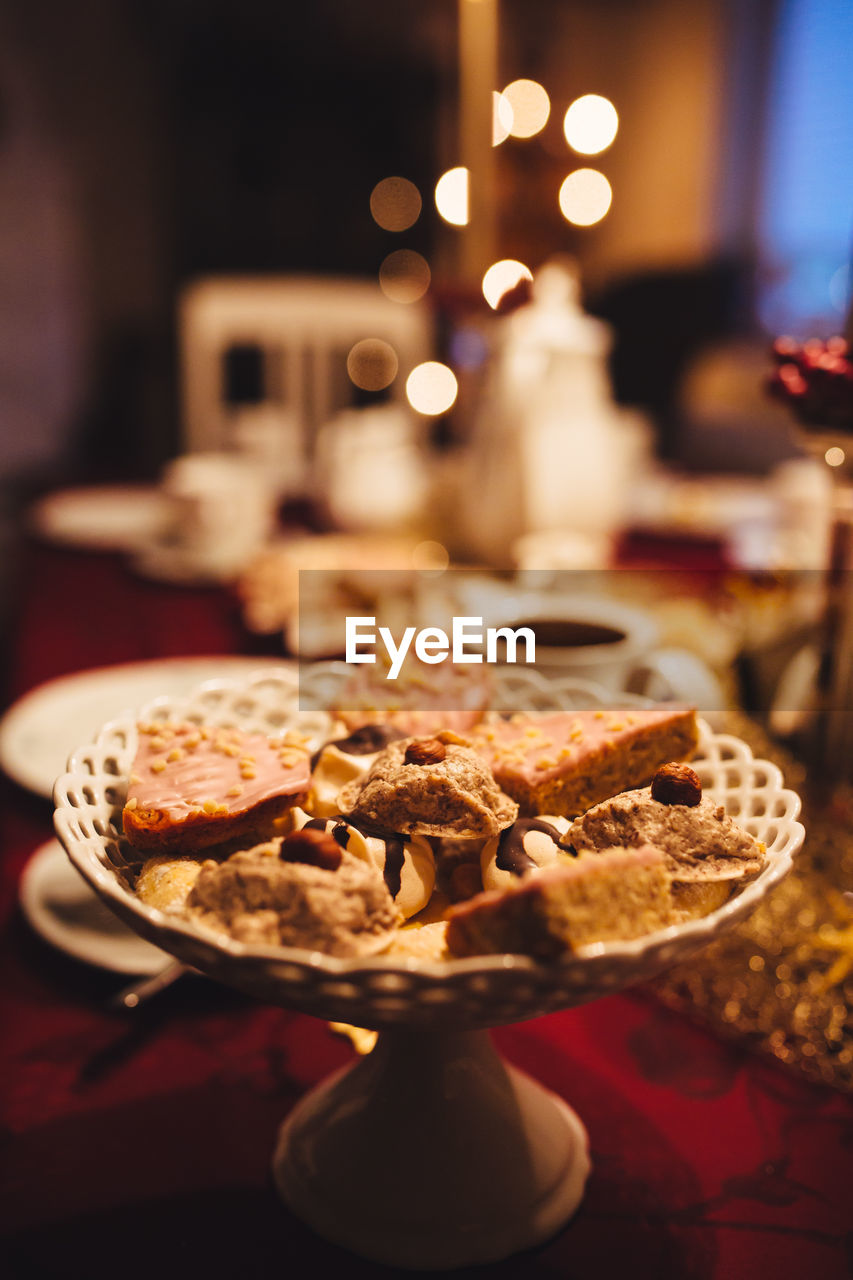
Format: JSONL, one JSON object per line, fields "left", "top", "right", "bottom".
{"left": 650, "top": 712, "right": 853, "bottom": 1092}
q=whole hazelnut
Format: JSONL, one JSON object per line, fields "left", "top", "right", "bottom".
{"left": 651, "top": 762, "right": 702, "bottom": 807}
{"left": 280, "top": 827, "right": 343, "bottom": 871}
{"left": 404, "top": 737, "right": 447, "bottom": 766}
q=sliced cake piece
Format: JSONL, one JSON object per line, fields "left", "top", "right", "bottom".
{"left": 122, "top": 720, "right": 310, "bottom": 854}
{"left": 470, "top": 704, "right": 698, "bottom": 817}
{"left": 446, "top": 844, "right": 674, "bottom": 959}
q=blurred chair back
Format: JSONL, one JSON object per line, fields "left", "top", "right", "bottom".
{"left": 178, "top": 275, "right": 433, "bottom": 456}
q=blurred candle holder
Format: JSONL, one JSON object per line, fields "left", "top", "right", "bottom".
{"left": 767, "top": 334, "right": 853, "bottom": 784}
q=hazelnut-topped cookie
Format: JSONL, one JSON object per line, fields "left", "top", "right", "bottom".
{"left": 185, "top": 827, "right": 399, "bottom": 956}
{"left": 338, "top": 733, "right": 518, "bottom": 839}
{"left": 567, "top": 763, "right": 767, "bottom": 884}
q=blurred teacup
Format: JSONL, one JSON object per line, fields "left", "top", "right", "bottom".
{"left": 162, "top": 452, "right": 277, "bottom": 577}
{"left": 488, "top": 594, "right": 723, "bottom": 708}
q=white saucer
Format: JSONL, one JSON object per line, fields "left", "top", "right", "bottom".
{"left": 0, "top": 655, "right": 293, "bottom": 798}
{"left": 131, "top": 539, "right": 240, "bottom": 585}
{"left": 28, "top": 485, "right": 172, "bottom": 553}
{"left": 19, "top": 840, "right": 170, "bottom": 975}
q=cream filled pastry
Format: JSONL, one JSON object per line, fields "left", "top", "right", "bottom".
{"left": 308, "top": 723, "right": 404, "bottom": 817}
{"left": 291, "top": 806, "right": 372, "bottom": 859}
{"left": 186, "top": 827, "right": 399, "bottom": 956}
{"left": 338, "top": 734, "right": 518, "bottom": 839}
{"left": 123, "top": 721, "right": 310, "bottom": 854}
{"left": 291, "top": 807, "right": 435, "bottom": 919}
{"left": 362, "top": 828, "right": 436, "bottom": 919}
{"left": 480, "top": 814, "right": 574, "bottom": 893}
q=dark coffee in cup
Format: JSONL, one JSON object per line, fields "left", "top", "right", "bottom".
{"left": 515, "top": 620, "right": 627, "bottom": 649}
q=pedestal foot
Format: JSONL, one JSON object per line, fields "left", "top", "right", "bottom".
{"left": 272, "top": 1028, "right": 590, "bottom": 1270}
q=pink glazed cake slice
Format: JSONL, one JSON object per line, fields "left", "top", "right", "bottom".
{"left": 122, "top": 720, "right": 310, "bottom": 854}
{"left": 470, "top": 705, "right": 698, "bottom": 818}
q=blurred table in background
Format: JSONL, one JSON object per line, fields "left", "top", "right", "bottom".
{"left": 1, "top": 536, "right": 851, "bottom": 1280}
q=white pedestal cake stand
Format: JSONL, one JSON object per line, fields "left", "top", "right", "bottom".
{"left": 273, "top": 1027, "right": 589, "bottom": 1269}
{"left": 53, "top": 667, "right": 804, "bottom": 1270}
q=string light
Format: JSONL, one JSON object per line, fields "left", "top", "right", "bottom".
{"left": 558, "top": 169, "right": 612, "bottom": 225}
{"left": 563, "top": 94, "right": 619, "bottom": 155}
{"left": 481, "top": 259, "right": 533, "bottom": 309}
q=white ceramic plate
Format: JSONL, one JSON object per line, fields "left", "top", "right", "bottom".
{"left": 28, "top": 485, "right": 172, "bottom": 552}
{"left": 0, "top": 656, "right": 294, "bottom": 798}
{"left": 130, "top": 540, "right": 236, "bottom": 585}
{"left": 19, "top": 839, "right": 170, "bottom": 974}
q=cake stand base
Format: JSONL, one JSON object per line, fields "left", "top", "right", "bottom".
{"left": 272, "top": 1027, "right": 590, "bottom": 1270}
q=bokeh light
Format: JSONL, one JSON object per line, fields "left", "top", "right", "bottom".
{"left": 412, "top": 540, "right": 450, "bottom": 573}
{"left": 346, "top": 338, "right": 399, "bottom": 391}
{"left": 558, "top": 169, "right": 612, "bottom": 225}
{"left": 826, "top": 446, "right": 846, "bottom": 467}
{"left": 369, "top": 177, "right": 422, "bottom": 231}
{"left": 378, "top": 250, "right": 431, "bottom": 303}
{"left": 502, "top": 79, "right": 550, "bottom": 138}
{"left": 434, "top": 166, "right": 469, "bottom": 226}
{"left": 563, "top": 94, "right": 619, "bottom": 155}
{"left": 481, "top": 259, "right": 533, "bottom": 310}
{"left": 492, "top": 91, "right": 514, "bottom": 145}
{"left": 406, "top": 362, "right": 458, "bottom": 415}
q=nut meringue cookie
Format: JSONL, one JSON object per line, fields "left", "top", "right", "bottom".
{"left": 567, "top": 786, "right": 766, "bottom": 884}
{"left": 337, "top": 736, "right": 518, "bottom": 839}
{"left": 292, "top": 807, "right": 435, "bottom": 920}
{"left": 480, "top": 815, "right": 574, "bottom": 893}
{"left": 185, "top": 834, "right": 399, "bottom": 957}
{"left": 307, "top": 723, "right": 405, "bottom": 818}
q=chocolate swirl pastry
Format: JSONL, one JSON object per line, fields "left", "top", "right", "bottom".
{"left": 310, "top": 723, "right": 403, "bottom": 770}
{"left": 308, "top": 724, "right": 408, "bottom": 820}
{"left": 495, "top": 818, "right": 577, "bottom": 876}
{"left": 481, "top": 814, "right": 575, "bottom": 893}
{"left": 342, "top": 817, "right": 436, "bottom": 919}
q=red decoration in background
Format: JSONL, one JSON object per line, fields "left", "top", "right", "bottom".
{"left": 766, "top": 335, "right": 853, "bottom": 429}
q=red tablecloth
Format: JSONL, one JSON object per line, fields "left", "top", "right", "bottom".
{"left": 2, "top": 541, "right": 851, "bottom": 1280}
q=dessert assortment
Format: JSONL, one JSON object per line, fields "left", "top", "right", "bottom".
{"left": 122, "top": 700, "right": 769, "bottom": 963}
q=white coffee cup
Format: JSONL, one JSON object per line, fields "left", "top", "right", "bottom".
{"left": 486, "top": 593, "right": 723, "bottom": 707}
